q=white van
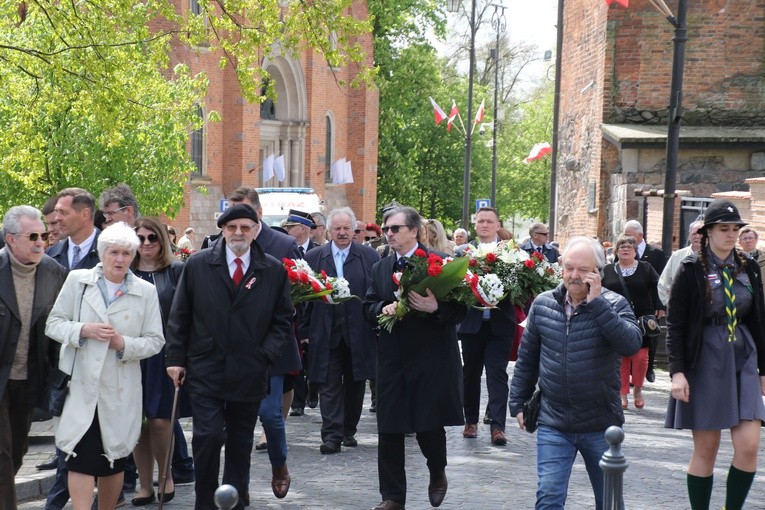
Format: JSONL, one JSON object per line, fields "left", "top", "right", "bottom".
{"left": 257, "top": 187, "right": 324, "bottom": 227}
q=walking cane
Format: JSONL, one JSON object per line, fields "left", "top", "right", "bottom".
{"left": 158, "top": 373, "right": 183, "bottom": 510}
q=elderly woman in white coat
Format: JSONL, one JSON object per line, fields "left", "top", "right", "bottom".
{"left": 46, "top": 222, "right": 164, "bottom": 510}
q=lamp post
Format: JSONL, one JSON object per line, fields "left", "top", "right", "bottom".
{"left": 447, "top": 0, "right": 477, "bottom": 230}
{"left": 660, "top": 0, "right": 688, "bottom": 256}
{"left": 489, "top": 4, "right": 506, "bottom": 207}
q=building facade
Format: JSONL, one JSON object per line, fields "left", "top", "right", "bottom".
{"left": 554, "top": 0, "right": 765, "bottom": 247}
{"left": 165, "top": 1, "right": 379, "bottom": 239}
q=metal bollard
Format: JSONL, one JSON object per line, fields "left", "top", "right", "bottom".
{"left": 600, "top": 425, "right": 628, "bottom": 510}
{"left": 214, "top": 484, "right": 239, "bottom": 510}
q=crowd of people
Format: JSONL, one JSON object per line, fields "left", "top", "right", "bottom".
{"left": 1, "top": 185, "right": 764, "bottom": 510}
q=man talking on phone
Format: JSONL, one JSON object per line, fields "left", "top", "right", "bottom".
{"left": 509, "top": 236, "right": 642, "bottom": 510}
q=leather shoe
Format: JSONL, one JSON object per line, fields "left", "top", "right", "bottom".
{"left": 371, "top": 500, "right": 405, "bottom": 510}
{"left": 483, "top": 407, "right": 492, "bottom": 425}
{"left": 320, "top": 442, "right": 341, "bottom": 454}
{"left": 342, "top": 435, "right": 358, "bottom": 447}
{"left": 307, "top": 396, "right": 319, "bottom": 409}
{"left": 36, "top": 454, "right": 58, "bottom": 471}
{"left": 646, "top": 368, "right": 656, "bottom": 383}
{"left": 462, "top": 423, "right": 478, "bottom": 438}
{"left": 172, "top": 472, "right": 195, "bottom": 484}
{"left": 289, "top": 407, "right": 304, "bottom": 416}
{"left": 271, "top": 464, "right": 291, "bottom": 499}
{"left": 131, "top": 492, "right": 156, "bottom": 506}
{"left": 159, "top": 490, "right": 175, "bottom": 503}
{"left": 491, "top": 428, "right": 507, "bottom": 446}
{"left": 428, "top": 470, "right": 448, "bottom": 507}
{"left": 255, "top": 441, "right": 268, "bottom": 451}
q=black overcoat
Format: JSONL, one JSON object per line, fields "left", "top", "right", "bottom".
{"left": 301, "top": 241, "right": 380, "bottom": 383}
{"left": 363, "top": 247, "right": 466, "bottom": 434}
{"left": 165, "top": 239, "right": 294, "bottom": 402}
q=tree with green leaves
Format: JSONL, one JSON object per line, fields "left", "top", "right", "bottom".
{"left": 0, "top": 0, "right": 372, "bottom": 216}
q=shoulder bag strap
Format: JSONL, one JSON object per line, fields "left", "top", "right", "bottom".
{"left": 68, "top": 283, "right": 88, "bottom": 375}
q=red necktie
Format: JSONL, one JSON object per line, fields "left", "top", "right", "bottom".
{"left": 233, "top": 257, "right": 243, "bottom": 286}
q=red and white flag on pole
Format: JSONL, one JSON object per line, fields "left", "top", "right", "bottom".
{"left": 447, "top": 100, "right": 459, "bottom": 132}
{"left": 604, "top": 0, "right": 629, "bottom": 7}
{"left": 524, "top": 142, "right": 552, "bottom": 163}
{"left": 474, "top": 99, "right": 485, "bottom": 124}
{"left": 429, "top": 97, "right": 447, "bottom": 125}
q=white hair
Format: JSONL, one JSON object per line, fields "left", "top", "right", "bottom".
{"left": 97, "top": 222, "right": 140, "bottom": 259}
{"left": 623, "top": 220, "right": 643, "bottom": 234}
{"left": 326, "top": 207, "right": 357, "bottom": 231}
{"left": 453, "top": 228, "right": 468, "bottom": 237}
{"left": 561, "top": 236, "right": 606, "bottom": 270}
{"left": 3, "top": 205, "right": 42, "bottom": 234}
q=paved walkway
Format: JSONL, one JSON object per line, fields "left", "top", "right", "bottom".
{"left": 15, "top": 364, "right": 765, "bottom": 509}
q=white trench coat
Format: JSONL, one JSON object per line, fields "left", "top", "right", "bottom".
{"left": 45, "top": 266, "right": 164, "bottom": 464}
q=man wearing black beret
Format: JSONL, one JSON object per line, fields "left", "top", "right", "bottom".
{"left": 166, "top": 203, "right": 294, "bottom": 510}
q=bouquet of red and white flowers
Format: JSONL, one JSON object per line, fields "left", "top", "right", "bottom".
{"left": 282, "top": 258, "right": 357, "bottom": 304}
{"left": 454, "top": 241, "right": 561, "bottom": 308}
{"left": 378, "top": 249, "right": 469, "bottom": 333}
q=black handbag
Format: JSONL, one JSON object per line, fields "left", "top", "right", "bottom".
{"left": 42, "top": 284, "right": 85, "bottom": 417}
{"left": 522, "top": 388, "right": 542, "bottom": 434}
{"left": 612, "top": 264, "right": 661, "bottom": 338}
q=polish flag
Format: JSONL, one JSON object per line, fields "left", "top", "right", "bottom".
{"left": 474, "top": 99, "right": 485, "bottom": 124}
{"left": 604, "top": 0, "right": 629, "bottom": 7}
{"left": 429, "top": 97, "right": 447, "bottom": 125}
{"left": 524, "top": 142, "right": 552, "bottom": 163}
{"left": 447, "top": 100, "right": 459, "bottom": 132}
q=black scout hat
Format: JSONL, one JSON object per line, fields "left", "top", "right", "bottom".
{"left": 217, "top": 203, "right": 259, "bottom": 228}
{"left": 700, "top": 199, "right": 748, "bottom": 233}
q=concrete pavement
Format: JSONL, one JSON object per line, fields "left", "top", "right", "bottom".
{"left": 15, "top": 364, "right": 765, "bottom": 509}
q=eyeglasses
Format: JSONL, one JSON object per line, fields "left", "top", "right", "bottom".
{"left": 364, "top": 236, "right": 378, "bottom": 241}
{"left": 535, "top": 232, "right": 549, "bottom": 236}
{"left": 382, "top": 225, "right": 407, "bottom": 234}
{"left": 137, "top": 233, "right": 159, "bottom": 244}
{"left": 224, "top": 224, "right": 255, "bottom": 234}
{"left": 354, "top": 229, "right": 362, "bottom": 234}
{"left": 15, "top": 232, "right": 50, "bottom": 242}
{"left": 102, "top": 206, "right": 128, "bottom": 218}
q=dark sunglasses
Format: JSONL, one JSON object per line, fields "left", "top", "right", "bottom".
{"left": 16, "top": 232, "right": 50, "bottom": 242}
{"left": 137, "top": 233, "right": 159, "bottom": 244}
{"left": 381, "top": 225, "right": 406, "bottom": 234}
{"left": 354, "top": 229, "right": 362, "bottom": 234}
{"left": 364, "top": 236, "right": 378, "bottom": 241}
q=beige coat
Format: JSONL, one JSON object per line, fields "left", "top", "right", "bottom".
{"left": 45, "top": 266, "right": 164, "bottom": 464}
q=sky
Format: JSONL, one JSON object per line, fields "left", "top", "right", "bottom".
{"left": 433, "top": 0, "right": 560, "bottom": 88}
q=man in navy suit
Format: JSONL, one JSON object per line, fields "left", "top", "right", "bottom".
{"left": 458, "top": 206, "right": 516, "bottom": 446}
{"left": 300, "top": 207, "right": 380, "bottom": 453}
{"left": 45, "top": 188, "right": 101, "bottom": 272}
{"left": 519, "top": 222, "right": 559, "bottom": 263}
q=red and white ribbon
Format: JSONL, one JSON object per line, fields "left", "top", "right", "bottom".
{"left": 465, "top": 271, "right": 497, "bottom": 308}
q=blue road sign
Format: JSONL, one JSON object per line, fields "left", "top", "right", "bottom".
{"left": 219, "top": 199, "right": 229, "bottom": 212}
{"left": 475, "top": 199, "right": 491, "bottom": 211}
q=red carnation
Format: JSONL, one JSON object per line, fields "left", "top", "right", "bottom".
{"left": 414, "top": 249, "right": 427, "bottom": 258}
{"left": 531, "top": 250, "right": 544, "bottom": 261}
{"left": 486, "top": 252, "right": 497, "bottom": 263}
{"left": 468, "top": 259, "right": 477, "bottom": 267}
{"left": 427, "top": 253, "right": 443, "bottom": 265}
{"left": 283, "top": 258, "right": 296, "bottom": 267}
{"left": 287, "top": 269, "right": 299, "bottom": 282}
{"left": 320, "top": 269, "right": 328, "bottom": 279}
{"left": 524, "top": 259, "right": 535, "bottom": 269}
{"left": 299, "top": 272, "right": 310, "bottom": 284}
{"left": 427, "top": 264, "right": 443, "bottom": 276}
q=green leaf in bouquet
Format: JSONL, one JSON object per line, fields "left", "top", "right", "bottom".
{"left": 293, "top": 288, "right": 333, "bottom": 303}
{"left": 408, "top": 256, "right": 469, "bottom": 299}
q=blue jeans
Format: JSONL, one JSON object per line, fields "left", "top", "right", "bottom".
{"left": 260, "top": 375, "right": 288, "bottom": 467}
{"left": 536, "top": 426, "right": 607, "bottom": 510}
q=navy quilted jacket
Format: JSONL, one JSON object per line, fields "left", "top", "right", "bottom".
{"left": 509, "top": 284, "right": 642, "bottom": 433}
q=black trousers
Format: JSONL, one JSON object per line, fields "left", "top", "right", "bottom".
{"left": 461, "top": 322, "right": 512, "bottom": 430}
{"left": 0, "top": 380, "right": 33, "bottom": 509}
{"left": 190, "top": 395, "right": 260, "bottom": 510}
{"left": 319, "top": 341, "right": 366, "bottom": 444}
{"left": 377, "top": 428, "right": 447, "bottom": 505}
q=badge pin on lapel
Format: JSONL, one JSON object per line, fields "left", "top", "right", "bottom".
{"left": 245, "top": 277, "right": 256, "bottom": 289}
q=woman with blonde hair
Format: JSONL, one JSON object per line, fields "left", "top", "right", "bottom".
{"left": 424, "top": 218, "right": 456, "bottom": 256}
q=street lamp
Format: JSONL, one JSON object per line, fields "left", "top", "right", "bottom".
{"left": 489, "top": 3, "right": 506, "bottom": 207}
{"left": 447, "top": 0, "right": 477, "bottom": 230}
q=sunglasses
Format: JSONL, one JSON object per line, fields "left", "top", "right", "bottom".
{"left": 354, "top": 229, "right": 362, "bottom": 234}
{"left": 381, "top": 225, "right": 406, "bottom": 234}
{"left": 16, "top": 232, "right": 50, "bottom": 242}
{"left": 137, "top": 233, "right": 159, "bottom": 244}
{"left": 224, "top": 224, "right": 255, "bottom": 234}
{"left": 364, "top": 236, "right": 378, "bottom": 241}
